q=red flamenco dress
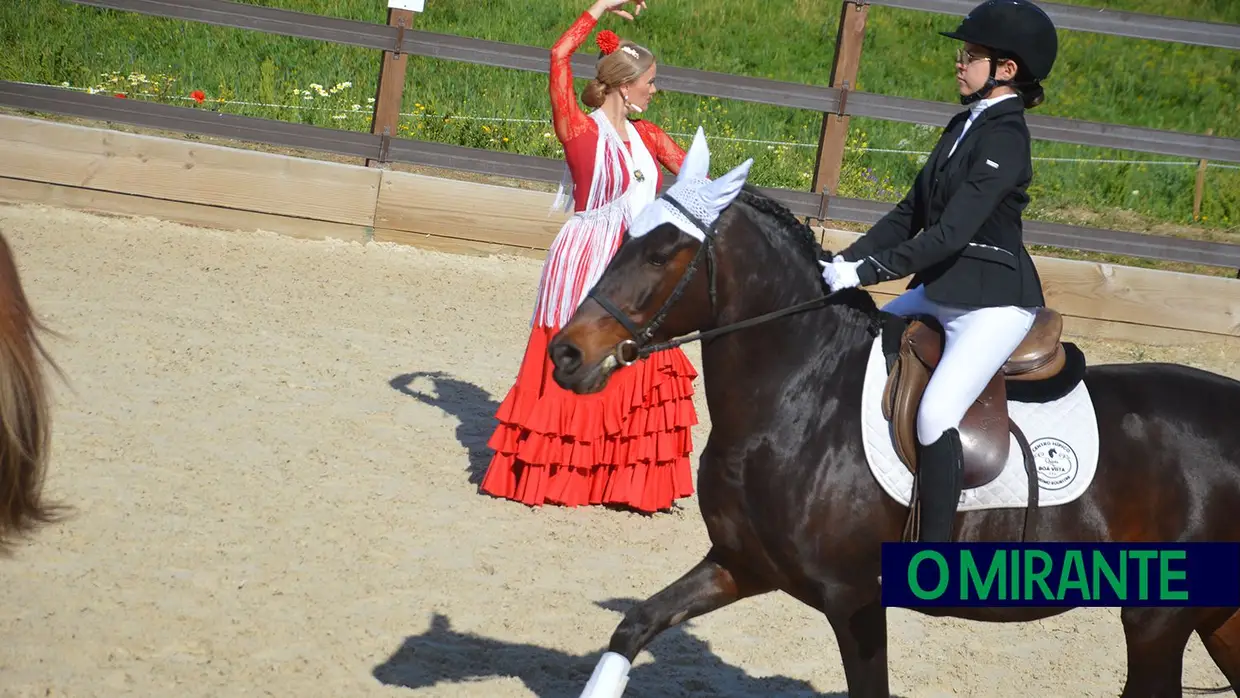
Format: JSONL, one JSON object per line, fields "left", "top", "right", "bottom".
{"left": 479, "top": 12, "right": 699, "bottom": 514}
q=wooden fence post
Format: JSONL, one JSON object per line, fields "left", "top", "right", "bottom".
{"left": 1193, "top": 127, "right": 1213, "bottom": 221}
{"left": 367, "top": 1, "right": 423, "bottom": 168}
{"left": 811, "top": 0, "right": 869, "bottom": 223}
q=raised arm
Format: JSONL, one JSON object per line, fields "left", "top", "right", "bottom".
{"left": 549, "top": 11, "right": 599, "bottom": 144}
{"left": 551, "top": 2, "right": 647, "bottom": 143}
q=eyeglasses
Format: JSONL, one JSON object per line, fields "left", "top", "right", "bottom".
{"left": 955, "top": 47, "right": 992, "bottom": 66}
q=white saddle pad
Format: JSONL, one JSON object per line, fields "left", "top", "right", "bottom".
{"left": 859, "top": 336, "right": 1099, "bottom": 512}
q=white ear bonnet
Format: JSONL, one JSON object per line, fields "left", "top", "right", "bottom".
{"left": 627, "top": 126, "right": 755, "bottom": 242}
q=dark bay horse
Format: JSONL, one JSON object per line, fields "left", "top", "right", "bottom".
{"left": 0, "top": 230, "right": 64, "bottom": 556}
{"left": 546, "top": 134, "right": 1240, "bottom": 697}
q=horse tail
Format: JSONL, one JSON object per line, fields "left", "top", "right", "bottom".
{"left": 0, "top": 231, "right": 67, "bottom": 555}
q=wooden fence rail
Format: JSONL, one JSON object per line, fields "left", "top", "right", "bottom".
{"left": 7, "top": 0, "right": 1238, "bottom": 273}
{"left": 6, "top": 80, "right": 1239, "bottom": 271}
{"left": 66, "top": 0, "right": 1240, "bottom": 162}
{"left": 2, "top": 113, "right": 1235, "bottom": 347}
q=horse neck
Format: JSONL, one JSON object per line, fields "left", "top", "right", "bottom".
{"left": 699, "top": 207, "right": 877, "bottom": 409}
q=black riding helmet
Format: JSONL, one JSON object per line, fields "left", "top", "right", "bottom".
{"left": 941, "top": 0, "right": 1058, "bottom": 107}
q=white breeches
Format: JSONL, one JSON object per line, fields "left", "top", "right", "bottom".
{"left": 882, "top": 285, "right": 1037, "bottom": 446}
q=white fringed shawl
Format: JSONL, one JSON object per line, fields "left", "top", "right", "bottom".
{"left": 532, "top": 110, "right": 659, "bottom": 329}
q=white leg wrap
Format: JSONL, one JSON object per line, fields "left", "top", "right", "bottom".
{"left": 578, "top": 651, "right": 631, "bottom": 698}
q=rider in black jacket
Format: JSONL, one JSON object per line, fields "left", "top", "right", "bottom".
{"left": 820, "top": 0, "right": 1059, "bottom": 542}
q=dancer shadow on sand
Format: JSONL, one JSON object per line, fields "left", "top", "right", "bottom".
{"left": 389, "top": 371, "right": 499, "bottom": 485}
{"left": 371, "top": 598, "right": 888, "bottom": 698}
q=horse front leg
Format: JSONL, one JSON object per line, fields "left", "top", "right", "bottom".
{"left": 579, "top": 547, "right": 773, "bottom": 698}
{"left": 824, "top": 589, "right": 890, "bottom": 698}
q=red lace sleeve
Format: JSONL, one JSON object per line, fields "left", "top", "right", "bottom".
{"left": 635, "top": 121, "right": 687, "bottom": 175}
{"left": 550, "top": 12, "right": 597, "bottom": 144}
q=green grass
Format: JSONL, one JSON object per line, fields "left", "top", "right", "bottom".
{"left": 2, "top": 0, "right": 1238, "bottom": 244}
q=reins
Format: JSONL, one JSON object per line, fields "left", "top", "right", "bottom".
{"left": 635, "top": 291, "right": 840, "bottom": 357}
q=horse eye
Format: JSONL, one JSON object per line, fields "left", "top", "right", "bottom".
{"left": 646, "top": 251, "right": 668, "bottom": 267}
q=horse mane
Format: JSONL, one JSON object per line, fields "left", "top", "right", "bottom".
{"left": 734, "top": 184, "right": 830, "bottom": 262}
{"left": 730, "top": 184, "right": 882, "bottom": 321}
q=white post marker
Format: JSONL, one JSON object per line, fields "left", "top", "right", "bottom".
{"left": 578, "top": 651, "right": 631, "bottom": 698}
{"left": 387, "top": 0, "right": 424, "bottom": 10}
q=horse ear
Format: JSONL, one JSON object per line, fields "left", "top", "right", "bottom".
{"left": 678, "top": 126, "right": 711, "bottom": 182}
{"left": 702, "top": 157, "right": 753, "bottom": 214}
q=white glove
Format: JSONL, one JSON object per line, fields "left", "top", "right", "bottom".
{"left": 818, "top": 258, "right": 863, "bottom": 292}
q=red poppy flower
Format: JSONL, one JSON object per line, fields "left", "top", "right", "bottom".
{"left": 596, "top": 30, "right": 620, "bottom": 55}
{"left": 114, "top": 93, "right": 127, "bottom": 98}
{"left": 190, "top": 90, "right": 206, "bottom": 104}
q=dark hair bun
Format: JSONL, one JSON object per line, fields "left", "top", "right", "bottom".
{"left": 1020, "top": 82, "right": 1045, "bottom": 108}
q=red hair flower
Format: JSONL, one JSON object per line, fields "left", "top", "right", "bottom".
{"left": 596, "top": 30, "right": 621, "bottom": 55}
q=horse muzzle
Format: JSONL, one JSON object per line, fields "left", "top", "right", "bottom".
{"left": 548, "top": 336, "right": 620, "bottom": 394}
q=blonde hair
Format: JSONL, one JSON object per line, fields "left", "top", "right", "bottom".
{"left": 582, "top": 40, "right": 655, "bottom": 109}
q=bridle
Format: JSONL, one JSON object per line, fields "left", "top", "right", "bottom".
{"left": 586, "top": 193, "right": 719, "bottom": 367}
{"left": 585, "top": 192, "right": 845, "bottom": 367}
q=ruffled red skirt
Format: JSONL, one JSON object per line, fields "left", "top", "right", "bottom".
{"left": 480, "top": 325, "right": 698, "bottom": 513}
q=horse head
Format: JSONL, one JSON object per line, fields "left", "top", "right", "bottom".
{"left": 547, "top": 127, "right": 754, "bottom": 394}
{"left": 549, "top": 126, "right": 856, "bottom": 395}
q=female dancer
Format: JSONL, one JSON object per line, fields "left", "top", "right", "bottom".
{"left": 480, "top": 0, "right": 698, "bottom": 514}
{"left": 819, "top": 0, "right": 1059, "bottom": 542}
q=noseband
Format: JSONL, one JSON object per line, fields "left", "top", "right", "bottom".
{"left": 586, "top": 193, "right": 720, "bottom": 367}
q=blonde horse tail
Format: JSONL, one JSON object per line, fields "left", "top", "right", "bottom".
{"left": 0, "top": 231, "right": 67, "bottom": 555}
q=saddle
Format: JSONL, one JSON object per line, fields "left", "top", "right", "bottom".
{"left": 881, "top": 307, "right": 1066, "bottom": 490}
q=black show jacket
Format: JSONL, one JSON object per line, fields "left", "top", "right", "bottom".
{"left": 838, "top": 95, "right": 1046, "bottom": 309}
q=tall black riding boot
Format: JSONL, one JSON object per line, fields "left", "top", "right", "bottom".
{"left": 916, "top": 427, "right": 964, "bottom": 543}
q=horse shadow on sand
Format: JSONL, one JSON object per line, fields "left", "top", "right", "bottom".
{"left": 372, "top": 598, "right": 902, "bottom": 697}
{"left": 389, "top": 370, "right": 499, "bottom": 485}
